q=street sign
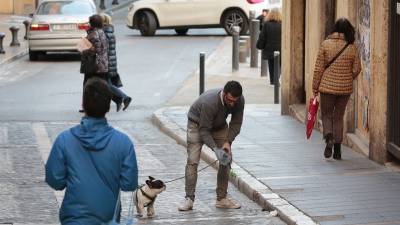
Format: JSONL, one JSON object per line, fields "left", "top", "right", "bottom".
{"left": 397, "top": 2, "right": 400, "bottom": 15}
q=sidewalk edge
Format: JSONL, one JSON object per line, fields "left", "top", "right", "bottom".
{"left": 0, "top": 48, "right": 28, "bottom": 67}
{"left": 152, "top": 107, "right": 318, "bottom": 225}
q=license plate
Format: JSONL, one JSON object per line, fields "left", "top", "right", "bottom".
{"left": 52, "top": 24, "right": 76, "bottom": 31}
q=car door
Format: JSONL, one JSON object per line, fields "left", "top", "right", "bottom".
{"left": 188, "top": 0, "right": 224, "bottom": 25}
{"left": 156, "top": 0, "right": 193, "bottom": 27}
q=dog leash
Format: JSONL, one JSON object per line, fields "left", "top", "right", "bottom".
{"left": 164, "top": 159, "right": 219, "bottom": 184}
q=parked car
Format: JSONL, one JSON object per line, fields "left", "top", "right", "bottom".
{"left": 27, "top": 0, "right": 97, "bottom": 60}
{"left": 126, "top": 0, "right": 268, "bottom": 36}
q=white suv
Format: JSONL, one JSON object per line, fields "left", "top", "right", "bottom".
{"left": 126, "top": 0, "right": 269, "bottom": 36}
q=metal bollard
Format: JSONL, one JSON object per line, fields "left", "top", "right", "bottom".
{"left": 261, "top": 58, "right": 268, "bottom": 77}
{"left": 239, "top": 40, "right": 247, "bottom": 63}
{"left": 274, "top": 51, "right": 281, "bottom": 104}
{"left": 9, "top": 26, "right": 20, "bottom": 46}
{"left": 249, "top": 10, "right": 256, "bottom": 39}
{"left": 249, "top": 10, "right": 256, "bottom": 21}
{"left": 232, "top": 26, "right": 240, "bottom": 72}
{"left": 23, "top": 20, "right": 30, "bottom": 40}
{"left": 250, "top": 19, "right": 260, "bottom": 68}
{"left": 240, "top": 36, "right": 250, "bottom": 57}
{"left": 112, "top": 0, "right": 119, "bottom": 5}
{"left": 0, "top": 32, "right": 5, "bottom": 54}
{"left": 100, "top": 0, "right": 106, "bottom": 10}
{"left": 199, "top": 52, "right": 205, "bottom": 95}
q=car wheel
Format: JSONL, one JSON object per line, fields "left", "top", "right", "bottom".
{"left": 29, "top": 50, "right": 39, "bottom": 61}
{"left": 222, "top": 9, "right": 249, "bottom": 35}
{"left": 137, "top": 11, "right": 157, "bottom": 36}
{"left": 175, "top": 28, "right": 189, "bottom": 36}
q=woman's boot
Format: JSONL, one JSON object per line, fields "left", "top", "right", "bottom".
{"left": 333, "top": 143, "right": 341, "bottom": 160}
{"left": 324, "top": 133, "right": 334, "bottom": 158}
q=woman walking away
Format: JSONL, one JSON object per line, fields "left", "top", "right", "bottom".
{"left": 101, "top": 13, "right": 132, "bottom": 112}
{"left": 256, "top": 8, "right": 281, "bottom": 85}
{"left": 312, "top": 18, "right": 361, "bottom": 160}
{"left": 79, "top": 14, "right": 109, "bottom": 113}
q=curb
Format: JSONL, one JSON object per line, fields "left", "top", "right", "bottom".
{"left": 0, "top": 48, "right": 28, "bottom": 67}
{"left": 152, "top": 107, "right": 318, "bottom": 225}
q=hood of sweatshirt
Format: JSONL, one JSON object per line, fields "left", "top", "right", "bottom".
{"left": 70, "top": 117, "right": 114, "bottom": 151}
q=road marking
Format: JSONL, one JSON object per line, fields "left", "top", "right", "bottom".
{"left": 149, "top": 214, "right": 273, "bottom": 223}
{"left": 32, "top": 123, "right": 52, "bottom": 163}
{"left": 0, "top": 126, "right": 8, "bottom": 145}
{"left": 32, "top": 122, "right": 64, "bottom": 208}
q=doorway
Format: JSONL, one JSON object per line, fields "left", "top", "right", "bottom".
{"left": 388, "top": 0, "right": 400, "bottom": 159}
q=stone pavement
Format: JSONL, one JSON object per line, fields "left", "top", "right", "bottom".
{"left": 153, "top": 37, "right": 400, "bottom": 225}
{"left": 0, "top": 120, "right": 286, "bottom": 225}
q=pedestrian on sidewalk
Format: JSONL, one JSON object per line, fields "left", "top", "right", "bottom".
{"left": 256, "top": 9, "right": 269, "bottom": 30}
{"left": 312, "top": 18, "right": 361, "bottom": 160}
{"left": 256, "top": 8, "right": 282, "bottom": 85}
{"left": 79, "top": 14, "right": 109, "bottom": 113}
{"left": 178, "top": 80, "right": 245, "bottom": 211}
{"left": 45, "top": 77, "right": 138, "bottom": 224}
{"left": 101, "top": 13, "right": 132, "bottom": 112}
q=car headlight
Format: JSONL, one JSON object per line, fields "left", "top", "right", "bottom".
{"left": 128, "top": 4, "right": 134, "bottom": 12}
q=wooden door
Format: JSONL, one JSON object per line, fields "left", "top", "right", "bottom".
{"left": 388, "top": 0, "right": 400, "bottom": 159}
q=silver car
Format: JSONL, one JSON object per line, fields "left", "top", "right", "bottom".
{"left": 28, "top": 0, "right": 97, "bottom": 60}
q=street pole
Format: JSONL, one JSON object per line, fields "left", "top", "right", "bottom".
{"left": 261, "top": 58, "right": 268, "bottom": 77}
{"left": 232, "top": 26, "right": 240, "bottom": 72}
{"left": 250, "top": 19, "right": 260, "bottom": 68}
{"left": 0, "top": 33, "right": 5, "bottom": 54}
{"left": 274, "top": 51, "right": 281, "bottom": 104}
{"left": 9, "top": 26, "right": 20, "bottom": 46}
{"left": 200, "top": 52, "right": 205, "bottom": 95}
{"left": 100, "top": 0, "right": 106, "bottom": 10}
{"left": 23, "top": 20, "right": 30, "bottom": 40}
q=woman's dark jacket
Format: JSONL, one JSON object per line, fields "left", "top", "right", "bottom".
{"left": 103, "top": 25, "right": 117, "bottom": 77}
{"left": 256, "top": 21, "right": 282, "bottom": 60}
{"left": 103, "top": 25, "right": 123, "bottom": 87}
{"left": 80, "top": 27, "right": 108, "bottom": 74}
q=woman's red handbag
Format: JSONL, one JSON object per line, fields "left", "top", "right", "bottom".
{"left": 306, "top": 97, "right": 319, "bottom": 139}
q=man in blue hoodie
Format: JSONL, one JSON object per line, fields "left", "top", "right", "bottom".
{"left": 45, "top": 77, "right": 138, "bottom": 225}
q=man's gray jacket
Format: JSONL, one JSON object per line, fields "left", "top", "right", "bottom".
{"left": 187, "top": 88, "right": 245, "bottom": 149}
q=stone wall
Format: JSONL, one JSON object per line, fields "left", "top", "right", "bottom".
{"left": 369, "top": 0, "right": 389, "bottom": 163}
{"left": 281, "top": 0, "right": 305, "bottom": 115}
{"left": 0, "top": 0, "right": 36, "bottom": 15}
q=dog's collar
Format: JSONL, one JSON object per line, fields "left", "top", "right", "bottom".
{"left": 139, "top": 186, "right": 157, "bottom": 205}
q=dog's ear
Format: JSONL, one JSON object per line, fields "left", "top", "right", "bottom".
{"left": 149, "top": 176, "right": 155, "bottom": 181}
{"left": 146, "top": 180, "right": 152, "bottom": 186}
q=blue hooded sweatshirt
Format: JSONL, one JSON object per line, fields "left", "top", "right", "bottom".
{"left": 45, "top": 117, "right": 138, "bottom": 225}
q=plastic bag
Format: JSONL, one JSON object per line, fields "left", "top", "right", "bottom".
{"left": 306, "top": 97, "right": 319, "bottom": 139}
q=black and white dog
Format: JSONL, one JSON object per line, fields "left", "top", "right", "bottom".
{"left": 135, "top": 176, "right": 166, "bottom": 218}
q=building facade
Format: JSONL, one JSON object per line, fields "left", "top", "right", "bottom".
{"left": 0, "top": 0, "right": 37, "bottom": 15}
{"left": 281, "top": 0, "right": 400, "bottom": 164}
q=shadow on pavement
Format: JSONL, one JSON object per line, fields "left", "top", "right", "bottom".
{"left": 36, "top": 52, "right": 81, "bottom": 62}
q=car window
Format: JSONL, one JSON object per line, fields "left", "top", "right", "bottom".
{"left": 37, "top": 1, "right": 94, "bottom": 15}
